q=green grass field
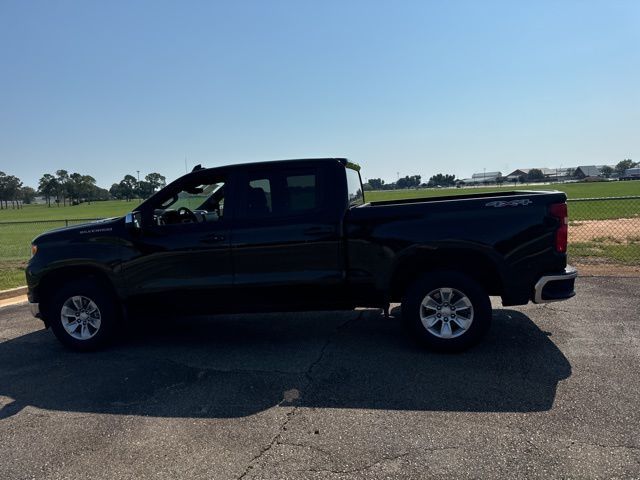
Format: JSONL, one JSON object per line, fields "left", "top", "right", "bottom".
{"left": 571, "top": 237, "right": 640, "bottom": 265}
{"left": 0, "top": 181, "right": 638, "bottom": 290}
{"left": 0, "top": 200, "right": 139, "bottom": 289}
{"left": 365, "top": 181, "right": 640, "bottom": 222}
{"left": 0, "top": 199, "right": 137, "bottom": 222}
{"left": 364, "top": 180, "right": 640, "bottom": 203}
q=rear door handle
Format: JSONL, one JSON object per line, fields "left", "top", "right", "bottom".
{"left": 204, "top": 234, "right": 226, "bottom": 243}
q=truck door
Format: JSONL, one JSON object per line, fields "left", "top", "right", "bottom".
{"left": 230, "top": 163, "right": 347, "bottom": 310}
{"left": 123, "top": 171, "right": 235, "bottom": 313}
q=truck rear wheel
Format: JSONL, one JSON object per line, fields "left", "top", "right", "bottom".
{"left": 45, "top": 278, "right": 120, "bottom": 351}
{"left": 402, "top": 271, "right": 491, "bottom": 352}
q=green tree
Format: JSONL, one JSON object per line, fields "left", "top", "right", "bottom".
{"left": 109, "top": 183, "right": 123, "bottom": 200}
{"left": 38, "top": 174, "right": 58, "bottom": 207}
{"left": 68, "top": 172, "right": 83, "bottom": 203}
{"left": 397, "top": 175, "right": 421, "bottom": 189}
{"left": 119, "top": 175, "right": 138, "bottom": 201}
{"left": 615, "top": 159, "right": 636, "bottom": 175}
{"left": 368, "top": 178, "right": 385, "bottom": 190}
{"left": 20, "top": 186, "right": 37, "bottom": 204}
{"left": 135, "top": 181, "right": 155, "bottom": 199}
{"left": 55, "top": 169, "right": 69, "bottom": 206}
{"left": 0, "top": 172, "right": 7, "bottom": 209}
{"left": 526, "top": 169, "right": 545, "bottom": 182}
{"left": 0, "top": 171, "right": 7, "bottom": 209}
{"left": 144, "top": 172, "right": 166, "bottom": 193}
{"left": 81, "top": 175, "right": 98, "bottom": 203}
{"left": 427, "top": 173, "right": 456, "bottom": 187}
{"left": 0, "top": 173, "right": 23, "bottom": 209}
{"left": 600, "top": 166, "right": 613, "bottom": 178}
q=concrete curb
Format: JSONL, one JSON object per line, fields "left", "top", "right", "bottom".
{"left": 0, "top": 286, "right": 28, "bottom": 300}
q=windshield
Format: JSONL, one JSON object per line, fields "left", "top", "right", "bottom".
{"left": 150, "top": 178, "right": 228, "bottom": 226}
{"left": 160, "top": 182, "right": 225, "bottom": 211}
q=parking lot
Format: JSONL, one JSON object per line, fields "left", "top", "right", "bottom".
{"left": 0, "top": 276, "right": 638, "bottom": 479}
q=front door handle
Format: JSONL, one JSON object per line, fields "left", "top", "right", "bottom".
{"left": 304, "top": 226, "right": 334, "bottom": 236}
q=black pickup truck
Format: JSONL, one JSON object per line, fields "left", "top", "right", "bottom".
{"left": 26, "top": 158, "right": 576, "bottom": 352}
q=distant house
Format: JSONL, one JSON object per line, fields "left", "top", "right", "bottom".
{"left": 505, "top": 169, "right": 529, "bottom": 181}
{"left": 574, "top": 165, "right": 605, "bottom": 179}
{"left": 506, "top": 167, "right": 575, "bottom": 182}
{"left": 541, "top": 168, "right": 577, "bottom": 180}
{"left": 459, "top": 171, "right": 502, "bottom": 185}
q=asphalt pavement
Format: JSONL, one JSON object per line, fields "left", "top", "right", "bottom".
{"left": 0, "top": 276, "right": 638, "bottom": 479}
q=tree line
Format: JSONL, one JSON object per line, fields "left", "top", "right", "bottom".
{"left": 365, "top": 173, "right": 455, "bottom": 190}
{"left": 0, "top": 172, "right": 34, "bottom": 209}
{"left": 37, "top": 170, "right": 109, "bottom": 207}
{"left": 364, "top": 159, "right": 637, "bottom": 191}
{"left": 0, "top": 170, "right": 167, "bottom": 209}
{"left": 108, "top": 173, "right": 166, "bottom": 201}
{"left": 2, "top": 158, "right": 636, "bottom": 207}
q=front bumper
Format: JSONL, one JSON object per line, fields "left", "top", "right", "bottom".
{"left": 533, "top": 266, "right": 577, "bottom": 304}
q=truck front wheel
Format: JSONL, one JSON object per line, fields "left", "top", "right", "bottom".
{"left": 44, "top": 278, "right": 120, "bottom": 351}
{"left": 402, "top": 271, "right": 491, "bottom": 352}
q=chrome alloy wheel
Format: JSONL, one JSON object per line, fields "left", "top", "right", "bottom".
{"left": 419, "top": 287, "right": 474, "bottom": 339}
{"left": 60, "top": 295, "right": 102, "bottom": 340}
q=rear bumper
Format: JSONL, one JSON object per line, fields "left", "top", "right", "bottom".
{"left": 532, "top": 266, "right": 577, "bottom": 304}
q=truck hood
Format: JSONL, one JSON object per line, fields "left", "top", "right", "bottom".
{"left": 32, "top": 217, "right": 125, "bottom": 245}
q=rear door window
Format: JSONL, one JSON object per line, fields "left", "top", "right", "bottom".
{"left": 286, "top": 174, "right": 317, "bottom": 212}
{"left": 247, "top": 177, "right": 273, "bottom": 216}
{"left": 239, "top": 168, "right": 322, "bottom": 219}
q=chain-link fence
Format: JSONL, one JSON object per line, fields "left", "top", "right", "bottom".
{"left": 567, "top": 196, "right": 640, "bottom": 274}
{"left": 1, "top": 197, "right": 639, "bottom": 290}
{"left": 0, "top": 219, "right": 100, "bottom": 290}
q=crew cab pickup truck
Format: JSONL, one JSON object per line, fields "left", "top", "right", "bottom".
{"left": 26, "top": 158, "right": 576, "bottom": 352}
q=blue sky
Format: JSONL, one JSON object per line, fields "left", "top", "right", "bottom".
{"left": 1, "top": 0, "right": 638, "bottom": 188}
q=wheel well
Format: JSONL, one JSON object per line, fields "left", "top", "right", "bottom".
{"left": 389, "top": 250, "right": 503, "bottom": 301}
{"left": 37, "top": 267, "right": 118, "bottom": 307}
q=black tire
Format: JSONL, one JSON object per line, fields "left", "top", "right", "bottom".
{"left": 402, "top": 271, "right": 491, "bottom": 352}
{"left": 44, "top": 278, "right": 121, "bottom": 351}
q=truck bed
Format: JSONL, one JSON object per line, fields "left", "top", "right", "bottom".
{"left": 367, "top": 190, "right": 561, "bottom": 207}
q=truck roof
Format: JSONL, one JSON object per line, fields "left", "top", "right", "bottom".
{"left": 195, "top": 157, "right": 348, "bottom": 174}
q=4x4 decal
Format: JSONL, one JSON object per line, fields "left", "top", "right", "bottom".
{"left": 485, "top": 199, "right": 533, "bottom": 208}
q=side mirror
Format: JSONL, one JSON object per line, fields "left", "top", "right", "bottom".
{"left": 125, "top": 211, "right": 142, "bottom": 231}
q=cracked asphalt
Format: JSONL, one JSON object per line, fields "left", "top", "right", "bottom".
{"left": 0, "top": 276, "right": 638, "bottom": 479}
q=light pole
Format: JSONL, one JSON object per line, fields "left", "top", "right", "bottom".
{"left": 136, "top": 170, "right": 140, "bottom": 202}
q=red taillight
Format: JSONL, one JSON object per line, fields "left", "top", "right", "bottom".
{"left": 550, "top": 203, "right": 568, "bottom": 253}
